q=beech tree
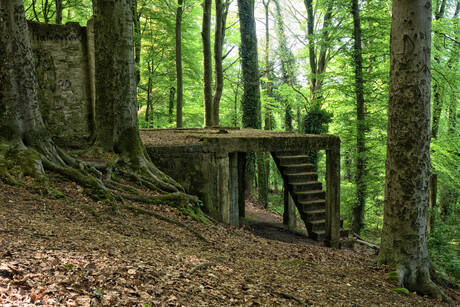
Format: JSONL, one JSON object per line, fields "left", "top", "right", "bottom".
{"left": 377, "top": 0, "right": 447, "bottom": 300}
{"left": 0, "top": 0, "right": 85, "bottom": 185}
{"left": 1, "top": 0, "right": 180, "bottom": 194}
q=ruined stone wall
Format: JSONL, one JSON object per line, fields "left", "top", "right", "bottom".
{"left": 28, "top": 21, "right": 94, "bottom": 148}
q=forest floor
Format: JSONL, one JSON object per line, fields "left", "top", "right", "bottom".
{"left": 0, "top": 175, "right": 459, "bottom": 306}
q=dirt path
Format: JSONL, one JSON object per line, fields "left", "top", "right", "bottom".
{"left": 243, "top": 202, "right": 317, "bottom": 245}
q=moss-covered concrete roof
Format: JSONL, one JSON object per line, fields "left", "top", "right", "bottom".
{"left": 141, "top": 128, "right": 340, "bottom": 155}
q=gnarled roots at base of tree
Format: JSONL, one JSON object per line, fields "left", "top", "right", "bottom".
{"left": 0, "top": 140, "right": 207, "bottom": 241}
{"left": 392, "top": 263, "right": 453, "bottom": 305}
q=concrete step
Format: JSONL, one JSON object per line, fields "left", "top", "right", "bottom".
{"left": 299, "top": 199, "right": 326, "bottom": 212}
{"left": 307, "top": 219, "right": 326, "bottom": 232}
{"left": 281, "top": 163, "right": 316, "bottom": 174}
{"left": 286, "top": 172, "right": 318, "bottom": 183}
{"left": 291, "top": 181, "right": 323, "bottom": 192}
{"left": 309, "top": 230, "right": 325, "bottom": 241}
{"left": 303, "top": 209, "right": 326, "bottom": 221}
{"left": 294, "top": 190, "right": 326, "bottom": 202}
{"left": 277, "top": 155, "right": 310, "bottom": 166}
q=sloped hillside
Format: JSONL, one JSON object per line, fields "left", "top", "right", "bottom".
{"left": 0, "top": 177, "right": 457, "bottom": 306}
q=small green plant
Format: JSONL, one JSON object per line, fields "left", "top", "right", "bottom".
{"left": 428, "top": 208, "right": 460, "bottom": 283}
{"left": 93, "top": 289, "right": 102, "bottom": 297}
{"left": 394, "top": 288, "right": 409, "bottom": 295}
{"left": 63, "top": 263, "right": 75, "bottom": 271}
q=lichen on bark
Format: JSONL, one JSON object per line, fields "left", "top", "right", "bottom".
{"left": 377, "top": 0, "right": 449, "bottom": 302}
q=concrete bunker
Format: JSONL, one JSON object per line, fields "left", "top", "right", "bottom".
{"left": 142, "top": 128, "right": 341, "bottom": 248}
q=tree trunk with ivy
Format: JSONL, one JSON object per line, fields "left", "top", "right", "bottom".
{"left": 211, "top": 0, "right": 230, "bottom": 126}
{"left": 238, "top": 0, "right": 261, "bottom": 130}
{"left": 202, "top": 0, "right": 213, "bottom": 127}
{"left": 175, "top": 0, "right": 183, "bottom": 128}
{"left": 377, "top": 0, "right": 448, "bottom": 301}
{"left": 238, "top": 0, "right": 261, "bottom": 197}
{"left": 351, "top": 0, "right": 366, "bottom": 235}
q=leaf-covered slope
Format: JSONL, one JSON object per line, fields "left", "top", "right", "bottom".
{"left": 0, "top": 179, "right": 457, "bottom": 306}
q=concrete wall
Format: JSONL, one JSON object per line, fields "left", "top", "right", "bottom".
{"left": 28, "top": 21, "right": 94, "bottom": 148}
{"left": 147, "top": 146, "right": 240, "bottom": 226}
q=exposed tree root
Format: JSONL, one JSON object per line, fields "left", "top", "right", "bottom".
{"left": 1, "top": 142, "right": 209, "bottom": 243}
{"left": 120, "top": 204, "right": 208, "bottom": 243}
{"left": 396, "top": 265, "right": 452, "bottom": 305}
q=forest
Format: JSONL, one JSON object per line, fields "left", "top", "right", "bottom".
{"left": 0, "top": 0, "right": 459, "bottom": 305}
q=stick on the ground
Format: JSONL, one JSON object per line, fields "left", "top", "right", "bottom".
{"left": 353, "top": 233, "right": 379, "bottom": 251}
{"left": 189, "top": 262, "right": 217, "bottom": 274}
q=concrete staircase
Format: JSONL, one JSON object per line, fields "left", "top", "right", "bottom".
{"left": 271, "top": 152, "right": 326, "bottom": 241}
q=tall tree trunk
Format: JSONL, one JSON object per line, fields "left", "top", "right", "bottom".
{"left": 258, "top": 0, "right": 271, "bottom": 204}
{"left": 0, "top": 0, "right": 55, "bottom": 165}
{"left": 377, "top": 0, "right": 447, "bottom": 300}
{"left": 428, "top": 0, "right": 453, "bottom": 229}
{"left": 145, "top": 62, "right": 153, "bottom": 126}
{"left": 211, "top": 0, "right": 230, "bottom": 126}
{"left": 238, "top": 0, "right": 261, "bottom": 197}
{"left": 0, "top": 0, "right": 83, "bottom": 185}
{"left": 351, "top": 0, "right": 366, "bottom": 235}
{"left": 169, "top": 87, "right": 176, "bottom": 125}
{"left": 304, "top": 0, "right": 332, "bottom": 105}
{"left": 176, "top": 0, "right": 183, "bottom": 128}
{"left": 56, "top": 0, "right": 63, "bottom": 24}
{"left": 274, "top": 0, "right": 294, "bottom": 131}
{"left": 262, "top": 0, "right": 272, "bottom": 132}
{"left": 238, "top": 0, "right": 261, "bottom": 129}
{"left": 132, "top": 0, "right": 141, "bottom": 86}
{"left": 202, "top": 0, "right": 213, "bottom": 127}
{"left": 92, "top": 0, "right": 180, "bottom": 192}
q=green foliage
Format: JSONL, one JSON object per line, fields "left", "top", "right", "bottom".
{"left": 394, "top": 288, "right": 409, "bottom": 296}
{"left": 428, "top": 209, "right": 460, "bottom": 283}
{"left": 301, "top": 106, "right": 333, "bottom": 135}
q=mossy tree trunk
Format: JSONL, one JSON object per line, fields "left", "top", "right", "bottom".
{"left": 211, "top": 0, "right": 230, "bottom": 126}
{"left": 351, "top": 0, "right": 366, "bottom": 235}
{"left": 0, "top": 0, "right": 68, "bottom": 183}
{"left": 238, "top": 0, "right": 261, "bottom": 130}
{"left": 92, "top": 0, "right": 180, "bottom": 192}
{"left": 202, "top": 0, "right": 213, "bottom": 127}
{"left": 175, "top": 0, "right": 184, "bottom": 128}
{"left": 377, "top": 0, "right": 447, "bottom": 300}
{"left": 238, "top": 0, "right": 261, "bottom": 197}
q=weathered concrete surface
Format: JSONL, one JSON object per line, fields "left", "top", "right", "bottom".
{"left": 29, "top": 21, "right": 93, "bottom": 147}
{"left": 141, "top": 128, "right": 340, "bottom": 154}
{"left": 143, "top": 128, "right": 341, "bottom": 247}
